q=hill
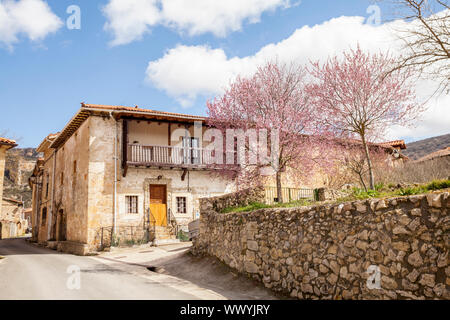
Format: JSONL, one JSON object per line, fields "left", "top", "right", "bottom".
{"left": 403, "top": 133, "right": 450, "bottom": 160}
{"left": 3, "top": 148, "right": 40, "bottom": 208}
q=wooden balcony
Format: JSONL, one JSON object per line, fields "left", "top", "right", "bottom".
{"left": 126, "top": 144, "right": 230, "bottom": 169}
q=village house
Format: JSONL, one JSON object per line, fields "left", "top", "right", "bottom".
{"left": 0, "top": 198, "right": 27, "bottom": 239}
{"left": 0, "top": 137, "right": 20, "bottom": 239}
{"left": 29, "top": 104, "right": 236, "bottom": 255}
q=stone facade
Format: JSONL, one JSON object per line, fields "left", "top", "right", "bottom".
{"left": 0, "top": 138, "right": 17, "bottom": 239}
{"left": 30, "top": 106, "right": 235, "bottom": 254}
{"left": 193, "top": 191, "right": 449, "bottom": 300}
{"left": 0, "top": 198, "right": 27, "bottom": 239}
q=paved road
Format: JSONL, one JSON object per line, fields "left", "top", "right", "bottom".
{"left": 0, "top": 238, "right": 225, "bottom": 300}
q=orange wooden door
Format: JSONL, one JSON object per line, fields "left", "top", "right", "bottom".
{"left": 149, "top": 185, "right": 167, "bottom": 226}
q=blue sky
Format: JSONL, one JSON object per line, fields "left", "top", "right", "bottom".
{"left": 0, "top": 0, "right": 447, "bottom": 147}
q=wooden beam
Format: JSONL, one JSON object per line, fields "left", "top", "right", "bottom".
{"left": 181, "top": 169, "right": 188, "bottom": 181}
{"left": 121, "top": 116, "right": 203, "bottom": 126}
{"left": 122, "top": 119, "right": 128, "bottom": 176}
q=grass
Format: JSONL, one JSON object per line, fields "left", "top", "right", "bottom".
{"left": 338, "top": 179, "right": 450, "bottom": 202}
{"left": 221, "top": 199, "right": 314, "bottom": 214}
{"left": 221, "top": 179, "right": 450, "bottom": 213}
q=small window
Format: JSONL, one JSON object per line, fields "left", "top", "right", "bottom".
{"left": 41, "top": 208, "right": 47, "bottom": 226}
{"left": 45, "top": 174, "right": 49, "bottom": 198}
{"left": 126, "top": 196, "right": 138, "bottom": 214}
{"left": 176, "top": 197, "right": 187, "bottom": 214}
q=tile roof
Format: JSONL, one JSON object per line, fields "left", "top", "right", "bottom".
{"left": 416, "top": 147, "right": 450, "bottom": 162}
{"left": 82, "top": 103, "right": 207, "bottom": 121}
{"left": 36, "top": 133, "right": 59, "bottom": 152}
{"left": 50, "top": 103, "right": 207, "bottom": 149}
{"left": 378, "top": 140, "right": 407, "bottom": 150}
{"left": 0, "top": 137, "right": 17, "bottom": 149}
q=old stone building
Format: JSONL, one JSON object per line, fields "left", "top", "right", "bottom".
{"left": 0, "top": 137, "right": 18, "bottom": 239}
{"left": 0, "top": 198, "right": 27, "bottom": 239}
{"left": 30, "top": 104, "right": 235, "bottom": 254}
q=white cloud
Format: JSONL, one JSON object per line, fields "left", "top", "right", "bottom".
{"left": 146, "top": 16, "right": 401, "bottom": 105}
{"left": 145, "top": 14, "right": 449, "bottom": 140}
{"left": 103, "top": 0, "right": 294, "bottom": 46}
{"left": 0, "top": 0, "right": 63, "bottom": 50}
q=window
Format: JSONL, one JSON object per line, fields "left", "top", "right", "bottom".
{"left": 126, "top": 196, "right": 138, "bottom": 214}
{"left": 45, "top": 174, "right": 49, "bottom": 198}
{"left": 182, "top": 137, "right": 200, "bottom": 164}
{"left": 41, "top": 208, "right": 47, "bottom": 226}
{"left": 176, "top": 197, "right": 187, "bottom": 214}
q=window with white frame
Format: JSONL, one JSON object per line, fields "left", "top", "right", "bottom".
{"left": 176, "top": 197, "right": 187, "bottom": 214}
{"left": 126, "top": 196, "right": 138, "bottom": 214}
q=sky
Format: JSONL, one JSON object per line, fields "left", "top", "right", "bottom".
{"left": 0, "top": 0, "right": 448, "bottom": 148}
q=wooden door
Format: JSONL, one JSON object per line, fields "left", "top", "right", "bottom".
{"left": 149, "top": 185, "right": 167, "bottom": 226}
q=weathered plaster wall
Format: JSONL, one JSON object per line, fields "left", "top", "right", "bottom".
{"left": 193, "top": 191, "right": 449, "bottom": 300}
{"left": 128, "top": 119, "right": 212, "bottom": 148}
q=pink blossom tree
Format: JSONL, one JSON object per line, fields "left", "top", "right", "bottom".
{"left": 207, "top": 62, "right": 335, "bottom": 202}
{"left": 309, "top": 47, "right": 422, "bottom": 190}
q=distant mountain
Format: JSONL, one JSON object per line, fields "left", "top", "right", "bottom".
{"left": 3, "top": 148, "right": 40, "bottom": 208}
{"left": 403, "top": 133, "right": 450, "bottom": 160}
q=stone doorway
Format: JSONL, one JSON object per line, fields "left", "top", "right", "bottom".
{"left": 58, "top": 209, "right": 67, "bottom": 241}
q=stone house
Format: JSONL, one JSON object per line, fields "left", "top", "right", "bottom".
{"left": 30, "top": 104, "right": 235, "bottom": 254}
{"left": 0, "top": 198, "right": 27, "bottom": 239}
{"left": 0, "top": 137, "right": 27, "bottom": 239}
{"left": 0, "top": 137, "right": 17, "bottom": 238}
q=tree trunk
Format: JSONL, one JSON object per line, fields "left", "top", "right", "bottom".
{"left": 276, "top": 170, "right": 283, "bottom": 203}
{"left": 358, "top": 173, "right": 367, "bottom": 192}
{"left": 361, "top": 135, "right": 375, "bottom": 190}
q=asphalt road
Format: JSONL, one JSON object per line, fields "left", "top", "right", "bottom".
{"left": 0, "top": 238, "right": 224, "bottom": 300}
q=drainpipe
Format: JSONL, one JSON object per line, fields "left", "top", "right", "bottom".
{"left": 47, "top": 149, "right": 57, "bottom": 241}
{"left": 109, "top": 112, "right": 118, "bottom": 238}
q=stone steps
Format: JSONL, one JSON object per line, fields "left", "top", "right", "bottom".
{"left": 153, "top": 226, "right": 177, "bottom": 240}
{"left": 153, "top": 238, "right": 181, "bottom": 246}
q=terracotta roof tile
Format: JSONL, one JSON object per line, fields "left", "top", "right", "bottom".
{"left": 0, "top": 137, "right": 16, "bottom": 145}
{"left": 378, "top": 140, "right": 407, "bottom": 149}
{"left": 82, "top": 103, "right": 206, "bottom": 120}
{"left": 0, "top": 137, "right": 17, "bottom": 149}
{"left": 417, "top": 147, "right": 450, "bottom": 162}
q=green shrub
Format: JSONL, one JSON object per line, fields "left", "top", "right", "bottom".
{"left": 177, "top": 230, "right": 190, "bottom": 242}
{"left": 425, "top": 179, "right": 450, "bottom": 191}
{"left": 398, "top": 187, "right": 420, "bottom": 196}
{"left": 222, "top": 202, "right": 270, "bottom": 213}
{"left": 350, "top": 187, "right": 380, "bottom": 199}
{"left": 374, "top": 182, "right": 385, "bottom": 191}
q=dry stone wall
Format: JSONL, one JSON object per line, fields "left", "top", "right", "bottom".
{"left": 192, "top": 191, "right": 449, "bottom": 300}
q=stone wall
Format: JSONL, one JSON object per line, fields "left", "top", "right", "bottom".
{"left": 204, "top": 186, "right": 265, "bottom": 212}
{"left": 192, "top": 191, "right": 449, "bottom": 300}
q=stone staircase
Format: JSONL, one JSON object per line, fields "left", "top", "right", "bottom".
{"left": 153, "top": 226, "right": 180, "bottom": 246}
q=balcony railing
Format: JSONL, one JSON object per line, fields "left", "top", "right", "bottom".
{"left": 127, "top": 144, "right": 231, "bottom": 167}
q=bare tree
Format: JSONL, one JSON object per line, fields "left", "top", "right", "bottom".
{"left": 384, "top": 0, "right": 450, "bottom": 94}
